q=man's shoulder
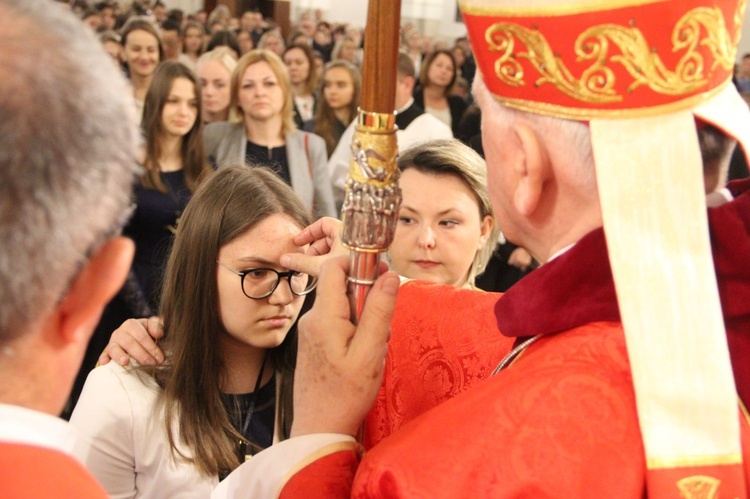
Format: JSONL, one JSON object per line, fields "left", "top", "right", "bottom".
{"left": 0, "top": 442, "right": 107, "bottom": 498}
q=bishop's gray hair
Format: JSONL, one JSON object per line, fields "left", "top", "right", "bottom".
{"left": 472, "top": 73, "right": 596, "bottom": 191}
{"left": 0, "top": 0, "right": 141, "bottom": 341}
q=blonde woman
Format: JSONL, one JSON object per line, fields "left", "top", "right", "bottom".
{"left": 196, "top": 47, "right": 237, "bottom": 123}
{"left": 204, "top": 49, "right": 336, "bottom": 218}
{"left": 257, "top": 29, "right": 285, "bottom": 56}
{"left": 388, "top": 139, "right": 498, "bottom": 288}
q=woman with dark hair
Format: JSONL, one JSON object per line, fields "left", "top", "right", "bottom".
{"left": 236, "top": 28, "right": 255, "bottom": 55}
{"left": 204, "top": 49, "right": 336, "bottom": 218}
{"left": 414, "top": 49, "right": 468, "bottom": 137}
{"left": 128, "top": 61, "right": 211, "bottom": 310}
{"left": 313, "top": 60, "right": 360, "bottom": 156}
{"left": 182, "top": 20, "right": 206, "bottom": 66}
{"left": 120, "top": 16, "right": 162, "bottom": 118}
{"left": 206, "top": 29, "right": 241, "bottom": 59}
{"left": 71, "top": 166, "right": 315, "bottom": 496}
{"left": 283, "top": 43, "right": 318, "bottom": 129}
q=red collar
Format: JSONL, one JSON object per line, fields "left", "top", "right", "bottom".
{"left": 495, "top": 178, "right": 750, "bottom": 401}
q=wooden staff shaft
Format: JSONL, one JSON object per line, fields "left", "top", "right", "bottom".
{"left": 345, "top": 0, "right": 402, "bottom": 325}
{"left": 360, "top": 0, "right": 401, "bottom": 114}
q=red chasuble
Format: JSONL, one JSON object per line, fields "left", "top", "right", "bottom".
{"left": 0, "top": 443, "right": 108, "bottom": 498}
{"left": 281, "top": 179, "right": 750, "bottom": 497}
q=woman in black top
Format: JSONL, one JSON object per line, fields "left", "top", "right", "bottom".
{"left": 413, "top": 49, "right": 468, "bottom": 137}
{"left": 284, "top": 43, "right": 319, "bottom": 130}
{"left": 127, "top": 61, "right": 212, "bottom": 310}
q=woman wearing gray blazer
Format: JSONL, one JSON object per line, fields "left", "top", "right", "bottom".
{"left": 206, "top": 49, "right": 337, "bottom": 219}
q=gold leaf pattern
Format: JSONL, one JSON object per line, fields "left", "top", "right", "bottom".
{"left": 484, "top": 5, "right": 740, "bottom": 104}
{"left": 676, "top": 475, "right": 721, "bottom": 499}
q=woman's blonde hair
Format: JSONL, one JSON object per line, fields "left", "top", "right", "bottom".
{"left": 398, "top": 139, "right": 499, "bottom": 285}
{"left": 197, "top": 47, "right": 239, "bottom": 121}
{"left": 229, "top": 49, "right": 296, "bottom": 134}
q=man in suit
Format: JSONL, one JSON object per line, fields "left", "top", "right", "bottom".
{"left": 0, "top": 1, "right": 140, "bottom": 497}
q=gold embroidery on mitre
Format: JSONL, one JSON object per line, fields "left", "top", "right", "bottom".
{"left": 676, "top": 475, "right": 721, "bottom": 499}
{"left": 484, "top": 5, "right": 738, "bottom": 104}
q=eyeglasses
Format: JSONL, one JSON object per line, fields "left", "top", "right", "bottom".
{"left": 217, "top": 262, "right": 318, "bottom": 300}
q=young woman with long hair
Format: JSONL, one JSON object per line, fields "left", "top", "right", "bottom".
{"left": 71, "top": 166, "right": 316, "bottom": 496}
{"left": 283, "top": 43, "right": 318, "bottom": 129}
{"left": 130, "top": 61, "right": 211, "bottom": 310}
{"left": 313, "top": 60, "right": 360, "bottom": 156}
{"left": 120, "top": 16, "right": 163, "bottom": 118}
{"left": 182, "top": 20, "right": 206, "bottom": 66}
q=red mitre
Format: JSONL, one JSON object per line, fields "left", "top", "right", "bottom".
{"left": 461, "top": 0, "right": 744, "bottom": 120}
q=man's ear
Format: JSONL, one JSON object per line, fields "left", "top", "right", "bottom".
{"left": 57, "top": 237, "right": 134, "bottom": 343}
{"left": 512, "top": 122, "right": 550, "bottom": 216}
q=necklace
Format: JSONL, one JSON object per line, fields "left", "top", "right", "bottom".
{"left": 232, "top": 351, "right": 269, "bottom": 463}
{"left": 491, "top": 334, "right": 544, "bottom": 376}
{"left": 160, "top": 170, "right": 184, "bottom": 235}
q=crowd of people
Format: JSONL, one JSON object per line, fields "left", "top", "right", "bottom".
{"left": 59, "top": 0, "right": 540, "bottom": 424}
{"left": 4, "top": 0, "right": 750, "bottom": 497}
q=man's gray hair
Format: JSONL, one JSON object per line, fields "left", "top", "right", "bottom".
{"left": 0, "top": 0, "right": 141, "bottom": 341}
{"left": 473, "top": 73, "right": 596, "bottom": 190}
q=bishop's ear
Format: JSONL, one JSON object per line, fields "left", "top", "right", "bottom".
{"left": 511, "top": 122, "right": 551, "bottom": 217}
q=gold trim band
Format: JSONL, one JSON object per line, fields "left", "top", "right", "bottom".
{"left": 492, "top": 79, "right": 730, "bottom": 120}
{"left": 342, "top": 244, "right": 382, "bottom": 254}
{"left": 647, "top": 453, "right": 742, "bottom": 469}
{"left": 459, "top": 0, "right": 670, "bottom": 18}
{"left": 357, "top": 108, "right": 396, "bottom": 131}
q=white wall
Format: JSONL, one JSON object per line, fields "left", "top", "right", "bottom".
{"left": 739, "top": 10, "right": 750, "bottom": 60}
{"left": 165, "top": 0, "right": 203, "bottom": 15}
{"left": 289, "top": 0, "right": 466, "bottom": 43}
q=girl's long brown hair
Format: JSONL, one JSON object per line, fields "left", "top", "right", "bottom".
{"left": 150, "top": 165, "right": 313, "bottom": 476}
{"left": 140, "top": 61, "right": 210, "bottom": 193}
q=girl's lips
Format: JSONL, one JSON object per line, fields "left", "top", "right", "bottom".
{"left": 263, "top": 316, "right": 290, "bottom": 328}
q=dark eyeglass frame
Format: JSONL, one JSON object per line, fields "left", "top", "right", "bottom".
{"left": 217, "top": 261, "right": 318, "bottom": 300}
